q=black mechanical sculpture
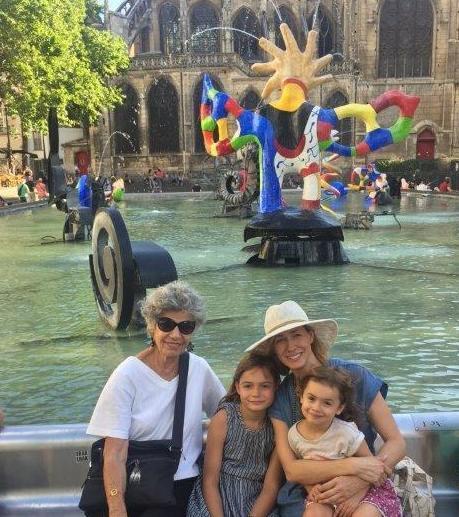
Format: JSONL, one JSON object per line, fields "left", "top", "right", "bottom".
{"left": 216, "top": 144, "right": 259, "bottom": 219}
{"left": 47, "top": 108, "right": 108, "bottom": 241}
{"left": 89, "top": 208, "right": 177, "bottom": 330}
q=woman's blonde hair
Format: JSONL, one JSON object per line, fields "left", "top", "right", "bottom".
{"left": 308, "top": 326, "right": 329, "bottom": 365}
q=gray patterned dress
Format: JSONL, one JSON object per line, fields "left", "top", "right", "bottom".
{"left": 187, "top": 401, "right": 279, "bottom": 516}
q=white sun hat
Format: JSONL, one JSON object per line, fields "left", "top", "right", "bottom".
{"left": 245, "top": 300, "right": 338, "bottom": 352}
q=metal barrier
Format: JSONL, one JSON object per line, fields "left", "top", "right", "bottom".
{"left": 0, "top": 413, "right": 458, "bottom": 516}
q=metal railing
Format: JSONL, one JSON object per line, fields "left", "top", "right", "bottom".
{"left": 1, "top": 412, "right": 458, "bottom": 516}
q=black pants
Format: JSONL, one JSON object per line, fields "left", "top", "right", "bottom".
{"left": 85, "top": 477, "right": 197, "bottom": 517}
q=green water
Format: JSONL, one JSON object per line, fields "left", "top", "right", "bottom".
{"left": 1, "top": 191, "right": 458, "bottom": 425}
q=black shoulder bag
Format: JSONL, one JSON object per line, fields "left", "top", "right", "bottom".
{"left": 79, "top": 351, "right": 190, "bottom": 513}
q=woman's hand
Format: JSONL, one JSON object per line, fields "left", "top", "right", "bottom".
{"left": 334, "top": 487, "right": 368, "bottom": 517}
{"left": 349, "top": 455, "right": 390, "bottom": 485}
{"left": 312, "top": 476, "right": 369, "bottom": 505}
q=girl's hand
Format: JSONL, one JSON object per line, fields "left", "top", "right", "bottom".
{"left": 307, "top": 484, "right": 322, "bottom": 502}
{"left": 350, "top": 455, "right": 390, "bottom": 485}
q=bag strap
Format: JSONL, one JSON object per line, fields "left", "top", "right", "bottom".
{"left": 170, "top": 351, "right": 190, "bottom": 451}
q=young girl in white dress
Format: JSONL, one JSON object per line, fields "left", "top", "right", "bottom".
{"left": 288, "top": 366, "right": 401, "bottom": 517}
{"left": 187, "top": 353, "right": 283, "bottom": 516}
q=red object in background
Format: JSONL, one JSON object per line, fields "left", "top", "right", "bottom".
{"left": 155, "top": 168, "right": 166, "bottom": 179}
{"left": 75, "top": 151, "right": 90, "bottom": 173}
{"left": 416, "top": 128, "right": 435, "bottom": 160}
{"left": 238, "top": 169, "right": 248, "bottom": 192}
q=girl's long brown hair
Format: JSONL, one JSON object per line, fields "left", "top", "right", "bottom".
{"left": 223, "top": 352, "right": 281, "bottom": 403}
{"left": 296, "top": 366, "right": 362, "bottom": 424}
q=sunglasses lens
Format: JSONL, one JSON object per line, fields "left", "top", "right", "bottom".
{"left": 157, "top": 317, "right": 196, "bottom": 335}
{"left": 157, "top": 317, "right": 176, "bottom": 332}
{"left": 178, "top": 321, "right": 196, "bottom": 335}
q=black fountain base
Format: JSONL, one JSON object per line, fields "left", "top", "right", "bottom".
{"left": 244, "top": 208, "right": 349, "bottom": 266}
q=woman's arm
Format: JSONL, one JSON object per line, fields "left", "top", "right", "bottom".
{"left": 249, "top": 448, "right": 283, "bottom": 517}
{"left": 369, "top": 392, "right": 406, "bottom": 472}
{"left": 103, "top": 437, "right": 129, "bottom": 517}
{"left": 272, "top": 418, "right": 387, "bottom": 486}
{"left": 202, "top": 410, "right": 227, "bottom": 517}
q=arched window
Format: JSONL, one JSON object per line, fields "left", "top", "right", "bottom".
{"left": 232, "top": 8, "right": 261, "bottom": 62}
{"left": 416, "top": 128, "right": 435, "bottom": 160}
{"left": 148, "top": 78, "right": 180, "bottom": 153}
{"left": 378, "top": 0, "right": 433, "bottom": 78}
{"left": 324, "top": 91, "right": 351, "bottom": 146}
{"left": 140, "top": 26, "right": 150, "bottom": 53}
{"left": 308, "top": 7, "right": 333, "bottom": 57}
{"left": 274, "top": 6, "right": 299, "bottom": 50}
{"left": 159, "top": 3, "right": 181, "bottom": 54}
{"left": 190, "top": 2, "right": 220, "bottom": 54}
{"left": 240, "top": 89, "right": 261, "bottom": 111}
{"left": 193, "top": 75, "right": 224, "bottom": 153}
{"left": 114, "top": 85, "right": 140, "bottom": 154}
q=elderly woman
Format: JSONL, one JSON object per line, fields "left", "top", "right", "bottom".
{"left": 86, "top": 281, "right": 225, "bottom": 517}
{"left": 246, "top": 300, "right": 405, "bottom": 517}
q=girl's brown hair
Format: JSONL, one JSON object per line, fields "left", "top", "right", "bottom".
{"left": 223, "top": 352, "right": 281, "bottom": 403}
{"left": 296, "top": 366, "right": 362, "bottom": 424}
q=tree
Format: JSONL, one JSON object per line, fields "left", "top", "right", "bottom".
{"left": 0, "top": 0, "right": 129, "bottom": 132}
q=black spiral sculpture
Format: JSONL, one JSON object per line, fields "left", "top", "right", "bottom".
{"left": 89, "top": 208, "right": 177, "bottom": 330}
{"left": 218, "top": 170, "right": 256, "bottom": 206}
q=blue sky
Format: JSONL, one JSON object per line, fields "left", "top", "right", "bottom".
{"left": 108, "top": 0, "right": 121, "bottom": 10}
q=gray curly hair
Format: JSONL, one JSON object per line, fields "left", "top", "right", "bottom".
{"left": 140, "top": 280, "right": 206, "bottom": 328}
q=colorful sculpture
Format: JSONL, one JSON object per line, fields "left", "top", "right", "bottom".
{"left": 77, "top": 174, "right": 92, "bottom": 208}
{"left": 349, "top": 162, "right": 392, "bottom": 205}
{"left": 200, "top": 24, "right": 419, "bottom": 264}
{"left": 349, "top": 162, "right": 379, "bottom": 191}
{"left": 112, "top": 187, "right": 125, "bottom": 202}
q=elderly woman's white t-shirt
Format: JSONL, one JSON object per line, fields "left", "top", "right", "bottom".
{"left": 87, "top": 353, "right": 226, "bottom": 480}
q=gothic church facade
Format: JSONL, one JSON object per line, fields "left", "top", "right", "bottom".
{"left": 92, "top": 0, "right": 459, "bottom": 175}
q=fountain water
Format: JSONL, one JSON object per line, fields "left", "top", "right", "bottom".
{"left": 188, "top": 27, "right": 260, "bottom": 48}
{"left": 97, "top": 131, "right": 135, "bottom": 178}
{"left": 267, "top": 0, "right": 283, "bottom": 24}
{"left": 311, "top": 0, "right": 322, "bottom": 30}
{"left": 187, "top": 0, "right": 287, "bottom": 50}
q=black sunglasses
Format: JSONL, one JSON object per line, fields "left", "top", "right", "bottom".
{"left": 157, "top": 317, "right": 196, "bottom": 335}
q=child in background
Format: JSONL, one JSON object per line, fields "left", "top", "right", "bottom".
{"left": 187, "top": 353, "right": 282, "bottom": 517}
{"left": 289, "top": 366, "right": 401, "bottom": 517}
{"left": 17, "top": 179, "right": 30, "bottom": 202}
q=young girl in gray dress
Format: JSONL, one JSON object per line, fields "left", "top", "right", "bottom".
{"left": 187, "top": 353, "right": 282, "bottom": 517}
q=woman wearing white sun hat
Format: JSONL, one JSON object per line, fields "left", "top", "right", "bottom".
{"left": 246, "top": 301, "right": 405, "bottom": 517}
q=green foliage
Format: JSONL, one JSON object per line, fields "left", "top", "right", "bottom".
{"left": 375, "top": 158, "right": 447, "bottom": 175}
{"left": 0, "top": 0, "right": 129, "bottom": 132}
{"left": 375, "top": 158, "right": 449, "bottom": 184}
{"left": 84, "top": 0, "right": 103, "bottom": 25}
